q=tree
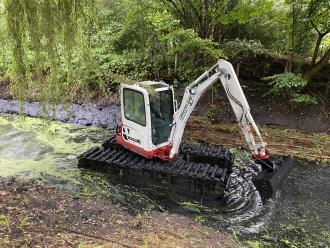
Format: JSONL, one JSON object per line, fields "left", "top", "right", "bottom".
{"left": 1, "top": 0, "right": 328, "bottom": 103}
{"left": 163, "top": 0, "right": 274, "bottom": 43}
{"left": 302, "top": 0, "right": 330, "bottom": 82}
{"left": 4, "top": 0, "right": 95, "bottom": 103}
{"left": 92, "top": 0, "right": 223, "bottom": 83}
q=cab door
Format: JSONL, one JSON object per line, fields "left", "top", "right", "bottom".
{"left": 119, "top": 85, "right": 152, "bottom": 155}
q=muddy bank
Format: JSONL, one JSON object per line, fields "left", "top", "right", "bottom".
{"left": 0, "top": 177, "right": 239, "bottom": 248}
{"left": 195, "top": 87, "right": 330, "bottom": 133}
{"left": 186, "top": 116, "right": 330, "bottom": 162}
{"left": 242, "top": 95, "right": 330, "bottom": 133}
{"left": 0, "top": 96, "right": 329, "bottom": 136}
{"left": 0, "top": 99, "right": 120, "bottom": 129}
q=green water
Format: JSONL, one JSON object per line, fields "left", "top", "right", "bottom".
{"left": 0, "top": 114, "right": 162, "bottom": 213}
{"left": 0, "top": 114, "right": 105, "bottom": 179}
{"left": 0, "top": 114, "right": 329, "bottom": 247}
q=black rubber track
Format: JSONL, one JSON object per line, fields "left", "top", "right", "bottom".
{"left": 78, "top": 137, "right": 294, "bottom": 208}
{"left": 78, "top": 136, "right": 235, "bottom": 197}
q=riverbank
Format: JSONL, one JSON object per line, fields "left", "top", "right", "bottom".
{"left": 185, "top": 116, "right": 330, "bottom": 162}
{"left": 1, "top": 80, "right": 329, "bottom": 133}
{"left": 0, "top": 177, "right": 239, "bottom": 248}
{"left": 0, "top": 98, "right": 329, "bottom": 162}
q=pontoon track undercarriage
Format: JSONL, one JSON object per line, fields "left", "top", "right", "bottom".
{"left": 78, "top": 137, "right": 293, "bottom": 210}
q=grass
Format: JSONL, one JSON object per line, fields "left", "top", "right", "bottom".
{"left": 0, "top": 215, "right": 9, "bottom": 228}
{"left": 19, "top": 216, "right": 29, "bottom": 228}
{"left": 246, "top": 240, "right": 261, "bottom": 248}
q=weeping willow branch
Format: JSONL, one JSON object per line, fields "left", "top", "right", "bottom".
{"left": 5, "top": 0, "right": 97, "bottom": 104}
{"left": 0, "top": 0, "right": 15, "bottom": 15}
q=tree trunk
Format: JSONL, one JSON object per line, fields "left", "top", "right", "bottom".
{"left": 174, "top": 52, "right": 178, "bottom": 75}
{"left": 311, "top": 34, "right": 324, "bottom": 66}
{"left": 236, "top": 62, "right": 240, "bottom": 78}
{"left": 285, "top": 55, "right": 293, "bottom": 73}
{"left": 303, "top": 48, "right": 330, "bottom": 82}
{"left": 211, "top": 88, "right": 214, "bottom": 105}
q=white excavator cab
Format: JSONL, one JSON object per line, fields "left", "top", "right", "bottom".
{"left": 117, "top": 59, "right": 268, "bottom": 161}
{"left": 116, "top": 81, "right": 175, "bottom": 159}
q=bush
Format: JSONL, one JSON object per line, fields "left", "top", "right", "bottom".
{"left": 263, "top": 73, "right": 317, "bottom": 105}
{"left": 290, "top": 93, "right": 318, "bottom": 105}
{"left": 223, "top": 39, "right": 270, "bottom": 59}
{"left": 204, "top": 106, "right": 217, "bottom": 120}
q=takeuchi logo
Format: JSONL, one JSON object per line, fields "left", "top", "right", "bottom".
{"left": 179, "top": 95, "right": 194, "bottom": 120}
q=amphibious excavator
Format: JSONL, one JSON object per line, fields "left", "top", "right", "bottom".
{"left": 78, "top": 59, "right": 293, "bottom": 210}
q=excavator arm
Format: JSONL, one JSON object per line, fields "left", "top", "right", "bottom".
{"left": 169, "top": 59, "right": 268, "bottom": 159}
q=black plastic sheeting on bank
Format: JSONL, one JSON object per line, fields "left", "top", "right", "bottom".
{"left": 0, "top": 99, "right": 121, "bottom": 129}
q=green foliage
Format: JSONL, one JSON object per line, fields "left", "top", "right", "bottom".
{"left": 223, "top": 39, "right": 270, "bottom": 59}
{"left": 322, "top": 36, "right": 330, "bottom": 48}
{"left": 204, "top": 106, "right": 217, "bottom": 121}
{"left": 0, "top": 0, "right": 328, "bottom": 103}
{"left": 0, "top": 14, "right": 9, "bottom": 79}
{"left": 0, "top": 215, "right": 9, "bottom": 227}
{"left": 264, "top": 73, "right": 307, "bottom": 93}
{"left": 290, "top": 93, "right": 318, "bottom": 105}
{"left": 246, "top": 240, "right": 261, "bottom": 248}
{"left": 307, "top": 0, "right": 330, "bottom": 35}
{"left": 164, "top": 0, "right": 275, "bottom": 43}
{"left": 162, "top": 28, "right": 223, "bottom": 82}
{"left": 263, "top": 73, "right": 317, "bottom": 105}
{"left": 220, "top": 0, "right": 273, "bottom": 25}
{"left": 194, "top": 215, "right": 207, "bottom": 224}
{"left": 286, "top": 0, "right": 330, "bottom": 58}
{"left": 19, "top": 216, "right": 29, "bottom": 227}
{"left": 230, "top": 3, "right": 291, "bottom": 52}
{"left": 4, "top": 0, "right": 96, "bottom": 103}
{"left": 91, "top": 0, "right": 223, "bottom": 84}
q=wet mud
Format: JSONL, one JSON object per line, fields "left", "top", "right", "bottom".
{"left": 0, "top": 178, "right": 239, "bottom": 248}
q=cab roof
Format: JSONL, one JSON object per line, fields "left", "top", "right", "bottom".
{"left": 121, "top": 81, "right": 172, "bottom": 92}
{"left": 140, "top": 81, "right": 168, "bottom": 87}
{"left": 139, "top": 81, "right": 171, "bottom": 92}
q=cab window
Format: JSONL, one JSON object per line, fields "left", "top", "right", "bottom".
{"left": 150, "top": 90, "right": 174, "bottom": 145}
{"left": 123, "top": 88, "right": 146, "bottom": 126}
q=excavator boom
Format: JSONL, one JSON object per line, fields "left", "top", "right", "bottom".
{"left": 169, "top": 59, "right": 267, "bottom": 159}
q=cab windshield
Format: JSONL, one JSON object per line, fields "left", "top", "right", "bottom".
{"left": 150, "top": 90, "right": 174, "bottom": 145}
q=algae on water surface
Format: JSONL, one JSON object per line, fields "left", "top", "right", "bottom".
{"left": 0, "top": 114, "right": 110, "bottom": 180}
{"left": 0, "top": 114, "right": 159, "bottom": 213}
